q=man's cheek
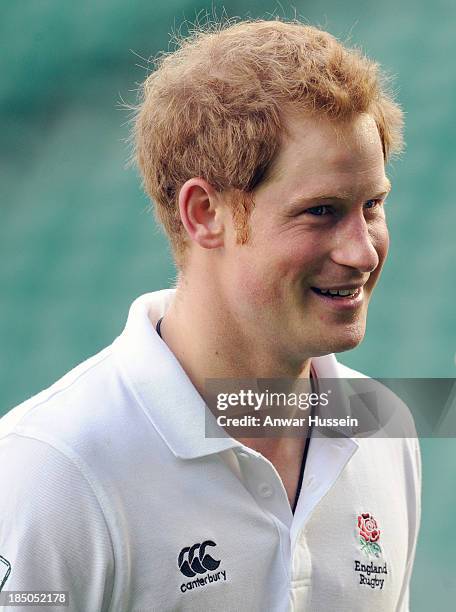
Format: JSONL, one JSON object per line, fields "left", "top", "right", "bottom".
{"left": 227, "top": 263, "right": 276, "bottom": 308}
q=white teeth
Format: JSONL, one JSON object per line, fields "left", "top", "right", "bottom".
{"left": 318, "top": 287, "right": 359, "bottom": 297}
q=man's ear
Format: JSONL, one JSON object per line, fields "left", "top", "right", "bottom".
{"left": 178, "top": 178, "right": 225, "bottom": 250}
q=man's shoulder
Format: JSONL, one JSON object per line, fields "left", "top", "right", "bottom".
{"left": 335, "top": 359, "right": 420, "bottom": 470}
{"left": 0, "top": 343, "right": 144, "bottom": 463}
{"left": 2, "top": 345, "right": 105, "bottom": 423}
{"left": 335, "top": 359, "right": 412, "bottom": 428}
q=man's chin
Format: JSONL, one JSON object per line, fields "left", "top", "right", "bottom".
{"left": 327, "top": 326, "right": 366, "bottom": 354}
{"left": 305, "top": 324, "right": 366, "bottom": 357}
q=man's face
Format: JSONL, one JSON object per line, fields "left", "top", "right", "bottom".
{"left": 221, "top": 112, "right": 390, "bottom": 364}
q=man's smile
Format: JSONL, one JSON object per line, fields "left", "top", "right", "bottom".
{"left": 309, "top": 285, "right": 365, "bottom": 309}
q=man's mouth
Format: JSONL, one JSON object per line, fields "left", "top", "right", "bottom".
{"left": 311, "top": 286, "right": 362, "bottom": 299}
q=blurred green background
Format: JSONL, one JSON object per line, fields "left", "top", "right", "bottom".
{"left": 1, "top": 0, "right": 454, "bottom": 608}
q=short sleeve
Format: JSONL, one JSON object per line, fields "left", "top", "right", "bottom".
{"left": 0, "top": 433, "right": 114, "bottom": 612}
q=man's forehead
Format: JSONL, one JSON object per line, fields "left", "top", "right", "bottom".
{"left": 280, "top": 111, "right": 381, "bottom": 157}
{"left": 266, "top": 113, "right": 387, "bottom": 191}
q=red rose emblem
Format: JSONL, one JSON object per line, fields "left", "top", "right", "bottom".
{"left": 358, "top": 512, "right": 380, "bottom": 543}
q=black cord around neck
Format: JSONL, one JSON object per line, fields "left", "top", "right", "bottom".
{"left": 156, "top": 316, "right": 164, "bottom": 339}
{"left": 291, "top": 370, "right": 316, "bottom": 514}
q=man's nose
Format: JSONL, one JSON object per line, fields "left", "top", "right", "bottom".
{"left": 329, "top": 215, "right": 380, "bottom": 273}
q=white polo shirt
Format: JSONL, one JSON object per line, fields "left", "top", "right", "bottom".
{"left": 0, "top": 290, "right": 421, "bottom": 611}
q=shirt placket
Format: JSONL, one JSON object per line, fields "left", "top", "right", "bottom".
{"left": 288, "top": 435, "right": 359, "bottom": 610}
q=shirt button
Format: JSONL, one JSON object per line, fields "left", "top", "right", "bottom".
{"left": 258, "top": 483, "right": 274, "bottom": 498}
{"left": 237, "top": 451, "right": 250, "bottom": 460}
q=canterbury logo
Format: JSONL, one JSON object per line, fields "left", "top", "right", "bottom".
{"left": 178, "top": 540, "right": 221, "bottom": 577}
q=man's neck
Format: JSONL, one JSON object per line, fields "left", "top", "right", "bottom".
{"left": 155, "top": 284, "right": 312, "bottom": 405}
{"left": 154, "top": 281, "right": 314, "bottom": 471}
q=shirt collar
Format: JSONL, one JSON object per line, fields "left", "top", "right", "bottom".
{"left": 311, "top": 353, "right": 361, "bottom": 438}
{"left": 112, "top": 290, "right": 357, "bottom": 459}
{"left": 112, "top": 290, "right": 240, "bottom": 459}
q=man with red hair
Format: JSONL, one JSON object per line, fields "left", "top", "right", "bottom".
{"left": 0, "top": 19, "right": 420, "bottom": 611}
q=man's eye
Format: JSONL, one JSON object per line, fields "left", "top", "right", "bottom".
{"left": 306, "top": 205, "right": 331, "bottom": 216}
{"left": 364, "top": 199, "right": 381, "bottom": 210}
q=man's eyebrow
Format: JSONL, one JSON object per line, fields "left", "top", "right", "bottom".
{"left": 289, "top": 180, "right": 392, "bottom": 205}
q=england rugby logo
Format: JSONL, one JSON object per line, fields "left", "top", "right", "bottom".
{"left": 357, "top": 512, "right": 382, "bottom": 558}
